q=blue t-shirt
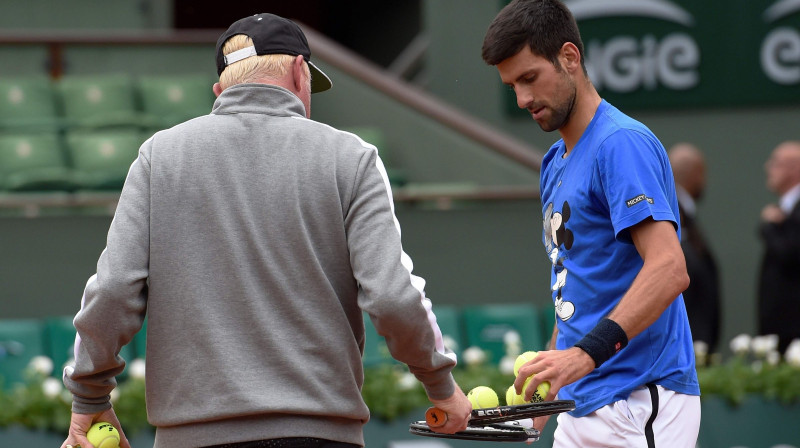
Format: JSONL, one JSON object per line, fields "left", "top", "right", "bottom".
{"left": 540, "top": 100, "right": 700, "bottom": 416}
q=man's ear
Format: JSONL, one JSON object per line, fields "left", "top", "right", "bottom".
{"left": 560, "top": 42, "right": 582, "bottom": 73}
{"left": 291, "top": 54, "right": 307, "bottom": 92}
{"left": 212, "top": 82, "right": 223, "bottom": 97}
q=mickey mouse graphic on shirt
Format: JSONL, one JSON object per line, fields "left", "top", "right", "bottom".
{"left": 544, "top": 201, "right": 575, "bottom": 321}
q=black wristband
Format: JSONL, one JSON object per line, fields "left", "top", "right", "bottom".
{"left": 574, "top": 318, "right": 629, "bottom": 368}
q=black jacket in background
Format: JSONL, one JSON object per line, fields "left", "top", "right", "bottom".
{"left": 758, "top": 201, "right": 800, "bottom": 354}
{"left": 679, "top": 204, "right": 721, "bottom": 353}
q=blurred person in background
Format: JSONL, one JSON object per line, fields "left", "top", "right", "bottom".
{"left": 668, "top": 143, "right": 721, "bottom": 354}
{"left": 758, "top": 140, "right": 800, "bottom": 354}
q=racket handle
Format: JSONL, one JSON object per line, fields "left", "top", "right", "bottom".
{"left": 425, "top": 407, "right": 448, "bottom": 428}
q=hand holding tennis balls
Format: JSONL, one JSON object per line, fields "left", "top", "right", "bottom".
{"left": 513, "top": 351, "right": 551, "bottom": 402}
{"left": 87, "top": 422, "right": 121, "bottom": 448}
{"left": 466, "top": 386, "right": 499, "bottom": 409}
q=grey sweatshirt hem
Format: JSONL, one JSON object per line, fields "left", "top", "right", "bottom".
{"left": 153, "top": 414, "right": 365, "bottom": 448}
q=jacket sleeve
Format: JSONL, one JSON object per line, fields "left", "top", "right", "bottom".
{"left": 760, "top": 210, "right": 800, "bottom": 266}
{"left": 63, "top": 140, "right": 152, "bottom": 414}
{"left": 344, "top": 147, "right": 457, "bottom": 400}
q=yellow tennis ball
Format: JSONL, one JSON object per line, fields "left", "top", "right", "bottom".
{"left": 87, "top": 422, "right": 120, "bottom": 448}
{"left": 467, "top": 386, "right": 499, "bottom": 409}
{"left": 513, "top": 351, "right": 539, "bottom": 376}
{"left": 506, "top": 385, "right": 529, "bottom": 405}
{"left": 522, "top": 376, "right": 551, "bottom": 403}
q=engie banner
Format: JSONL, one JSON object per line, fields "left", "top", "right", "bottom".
{"left": 505, "top": 0, "right": 800, "bottom": 110}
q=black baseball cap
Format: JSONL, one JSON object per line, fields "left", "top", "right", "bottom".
{"left": 215, "top": 13, "right": 332, "bottom": 94}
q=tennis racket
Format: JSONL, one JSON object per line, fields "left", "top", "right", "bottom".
{"left": 409, "top": 420, "right": 540, "bottom": 442}
{"left": 426, "top": 400, "right": 576, "bottom": 426}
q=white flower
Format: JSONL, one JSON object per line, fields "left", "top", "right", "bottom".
{"left": 693, "top": 341, "right": 709, "bottom": 357}
{"left": 42, "top": 377, "right": 62, "bottom": 398}
{"left": 110, "top": 388, "right": 120, "bottom": 403}
{"left": 29, "top": 356, "right": 54, "bottom": 376}
{"left": 785, "top": 339, "right": 800, "bottom": 367}
{"left": 694, "top": 341, "right": 709, "bottom": 366}
{"left": 498, "top": 355, "right": 516, "bottom": 375}
{"left": 751, "top": 334, "right": 779, "bottom": 357}
{"left": 504, "top": 331, "right": 521, "bottom": 346}
{"left": 766, "top": 351, "right": 781, "bottom": 366}
{"left": 505, "top": 342, "right": 521, "bottom": 358}
{"left": 129, "top": 358, "right": 146, "bottom": 380}
{"left": 397, "top": 372, "right": 418, "bottom": 391}
{"left": 504, "top": 331, "right": 522, "bottom": 357}
{"left": 463, "top": 346, "right": 487, "bottom": 366}
{"left": 443, "top": 335, "right": 459, "bottom": 353}
{"left": 60, "top": 389, "right": 73, "bottom": 404}
{"left": 730, "top": 334, "right": 752, "bottom": 355}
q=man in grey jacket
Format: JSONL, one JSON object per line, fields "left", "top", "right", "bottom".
{"left": 62, "top": 13, "right": 471, "bottom": 448}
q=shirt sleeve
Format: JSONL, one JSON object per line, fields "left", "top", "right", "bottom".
{"left": 63, "top": 140, "right": 151, "bottom": 414}
{"left": 344, "top": 147, "right": 456, "bottom": 400}
{"left": 595, "top": 130, "right": 678, "bottom": 243}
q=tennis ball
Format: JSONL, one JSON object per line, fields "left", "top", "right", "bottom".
{"left": 513, "top": 351, "right": 539, "bottom": 376}
{"left": 523, "top": 376, "right": 551, "bottom": 403}
{"left": 467, "top": 386, "right": 499, "bottom": 409}
{"left": 506, "top": 385, "right": 529, "bottom": 405}
{"left": 87, "top": 422, "right": 120, "bottom": 448}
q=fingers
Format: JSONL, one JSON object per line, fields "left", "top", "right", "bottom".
{"left": 531, "top": 415, "right": 552, "bottom": 432}
{"left": 96, "top": 407, "right": 131, "bottom": 448}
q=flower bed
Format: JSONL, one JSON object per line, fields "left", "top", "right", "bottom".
{"left": 1, "top": 333, "right": 799, "bottom": 439}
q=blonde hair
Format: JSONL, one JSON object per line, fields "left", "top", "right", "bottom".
{"left": 218, "top": 35, "right": 310, "bottom": 90}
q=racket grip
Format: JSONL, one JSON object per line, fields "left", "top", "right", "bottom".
{"left": 425, "top": 407, "right": 448, "bottom": 428}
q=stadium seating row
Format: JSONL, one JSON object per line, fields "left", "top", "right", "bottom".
{"left": 0, "top": 130, "right": 145, "bottom": 192}
{"left": 0, "top": 303, "right": 553, "bottom": 389}
{"left": 0, "top": 73, "right": 216, "bottom": 133}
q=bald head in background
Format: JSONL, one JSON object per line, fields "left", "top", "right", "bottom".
{"left": 669, "top": 143, "right": 707, "bottom": 201}
{"left": 765, "top": 140, "right": 800, "bottom": 197}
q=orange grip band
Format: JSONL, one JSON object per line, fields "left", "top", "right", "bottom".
{"left": 425, "top": 407, "right": 448, "bottom": 427}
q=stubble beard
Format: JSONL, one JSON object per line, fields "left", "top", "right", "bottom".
{"left": 535, "top": 74, "right": 577, "bottom": 133}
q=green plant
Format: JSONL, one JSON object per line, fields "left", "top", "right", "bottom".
{"left": 695, "top": 335, "right": 800, "bottom": 406}
{"left": 2, "top": 334, "right": 799, "bottom": 434}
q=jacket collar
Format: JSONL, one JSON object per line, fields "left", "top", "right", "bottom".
{"left": 211, "top": 83, "right": 307, "bottom": 118}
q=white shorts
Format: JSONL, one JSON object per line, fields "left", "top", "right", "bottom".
{"left": 553, "top": 384, "right": 700, "bottom": 448}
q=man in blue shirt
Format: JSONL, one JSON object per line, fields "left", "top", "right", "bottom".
{"left": 481, "top": 1, "right": 700, "bottom": 447}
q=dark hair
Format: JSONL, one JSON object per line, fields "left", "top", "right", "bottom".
{"left": 482, "top": 0, "right": 585, "bottom": 70}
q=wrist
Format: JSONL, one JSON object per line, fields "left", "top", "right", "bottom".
{"left": 573, "top": 318, "right": 628, "bottom": 368}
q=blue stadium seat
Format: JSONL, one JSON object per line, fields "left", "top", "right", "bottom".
{"left": 65, "top": 129, "right": 144, "bottom": 190}
{"left": 0, "top": 133, "right": 78, "bottom": 192}
{"left": 0, "top": 76, "right": 62, "bottom": 132}
{"left": 137, "top": 74, "right": 215, "bottom": 130}
{"left": 57, "top": 73, "right": 155, "bottom": 130}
